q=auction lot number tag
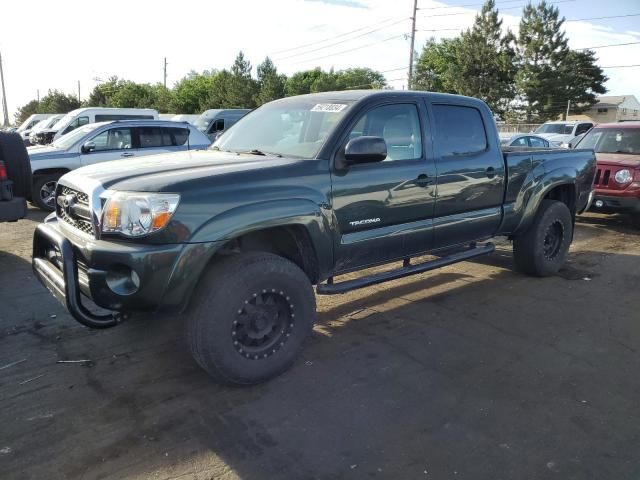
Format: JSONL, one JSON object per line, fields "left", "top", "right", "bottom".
{"left": 311, "top": 103, "right": 348, "bottom": 112}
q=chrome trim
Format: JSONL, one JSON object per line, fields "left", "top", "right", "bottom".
{"left": 55, "top": 172, "right": 106, "bottom": 240}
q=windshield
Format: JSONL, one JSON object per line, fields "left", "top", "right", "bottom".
{"left": 535, "top": 123, "right": 573, "bottom": 135}
{"left": 576, "top": 128, "right": 640, "bottom": 155}
{"left": 213, "top": 98, "right": 354, "bottom": 159}
{"left": 17, "top": 116, "right": 37, "bottom": 132}
{"left": 33, "top": 115, "right": 61, "bottom": 130}
{"left": 51, "top": 123, "right": 102, "bottom": 150}
{"left": 51, "top": 111, "right": 79, "bottom": 131}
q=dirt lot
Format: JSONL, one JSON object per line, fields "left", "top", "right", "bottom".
{"left": 1, "top": 208, "right": 639, "bottom": 480}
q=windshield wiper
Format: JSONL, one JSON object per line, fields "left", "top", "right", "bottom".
{"left": 237, "top": 149, "right": 282, "bottom": 158}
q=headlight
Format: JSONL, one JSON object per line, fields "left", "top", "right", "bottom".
{"left": 101, "top": 191, "right": 180, "bottom": 237}
{"left": 614, "top": 169, "right": 633, "bottom": 184}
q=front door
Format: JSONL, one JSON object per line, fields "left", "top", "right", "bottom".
{"left": 429, "top": 103, "right": 505, "bottom": 248}
{"left": 331, "top": 101, "right": 437, "bottom": 273}
{"left": 79, "top": 126, "right": 134, "bottom": 166}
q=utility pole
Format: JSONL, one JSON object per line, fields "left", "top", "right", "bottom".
{"left": 163, "top": 57, "right": 167, "bottom": 89}
{"left": 408, "top": 0, "right": 418, "bottom": 90}
{"left": 37, "top": 89, "right": 40, "bottom": 104}
{"left": 0, "top": 51, "right": 9, "bottom": 127}
{"left": 565, "top": 99, "right": 571, "bottom": 120}
{"left": 78, "top": 80, "right": 81, "bottom": 103}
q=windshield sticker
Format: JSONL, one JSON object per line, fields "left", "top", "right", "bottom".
{"left": 311, "top": 103, "right": 348, "bottom": 113}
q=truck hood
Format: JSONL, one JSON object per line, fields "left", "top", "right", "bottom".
{"left": 61, "top": 149, "right": 303, "bottom": 192}
{"left": 595, "top": 152, "right": 640, "bottom": 168}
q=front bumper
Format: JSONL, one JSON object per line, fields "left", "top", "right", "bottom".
{"left": 591, "top": 193, "right": 640, "bottom": 213}
{"left": 32, "top": 218, "right": 214, "bottom": 328}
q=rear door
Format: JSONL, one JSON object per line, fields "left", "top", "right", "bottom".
{"left": 428, "top": 102, "right": 505, "bottom": 248}
{"left": 79, "top": 126, "right": 134, "bottom": 166}
{"left": 134, "top": 126, "right": 187, "bottom": 157}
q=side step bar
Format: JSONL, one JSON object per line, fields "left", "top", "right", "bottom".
{"left": 316, "top": 243, "right": 495, "bottom": 295}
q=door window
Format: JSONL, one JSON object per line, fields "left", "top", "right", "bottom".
{"left": 139, "top": 127, "right": 173, "bottom": 148}
{"left": 62, "top": 116, "right": 90, "bottom": 135}
{"left": 529, "top": 136, "right": 548, "bottom": 148}
{"left": 89, "top": 128, "right": 133, "bottom": 151}
{"left": 432, "top": 105, "right": 487, "bottom": 156}
{"left": 575, "top": 123, "right": 592, "bottom": 136}
{"left": 347, "top": 104, "right": 422, "bottom": 161}
{"left": 511, "top": 137, "right": 528, "bottom": 147}
{"left": 208, "top": 119, "right": 225, "bottom": 134}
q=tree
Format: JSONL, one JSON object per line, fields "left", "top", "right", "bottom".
{"left": 256, "top": 57, "right": 286, "bottom": 105}
{"left": 171, "top": 71, "right": 217, "bottom": 113}
{"left": 556, "top": 49, "right": 607, "bottom": 118}
{"left": 227, "top": 51, "right": 258, "bottom": 108}
{"left": 449, "top": 0, "right": 516, "bottom": 117}
{"left": 14, "top": 100, "right": 39, "bottom": 125}
{"left": 86, "top": 76, "right": 123, "bottom": 107}
{"left": 336, "top": 68, "right": 386, "bottom": 90}
{"left": 515, "top": 1, "right": 573, "bottom": 121}
{"left": 413, "top": 38, "right": 461, "bottom": 93}
{"left": 38, "top": 90, "right": 81, "bottom": 114}
{"left": 285, "top": 69, "right": 325, "bottom": 96}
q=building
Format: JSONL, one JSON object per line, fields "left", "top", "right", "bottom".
{"left": 568, "top": 95, "right": 640, "bottom": 123}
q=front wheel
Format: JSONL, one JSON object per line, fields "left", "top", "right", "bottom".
{"left": 32, "top": 173, "right": 61, "bottom": 211}
{"left": 186, "top": 252, "right": 316, "bottom": 385}
{"left": 513, "top": 199, "right": 573, "bottom": 277}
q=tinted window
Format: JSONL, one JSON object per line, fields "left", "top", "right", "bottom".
{"left": 348, "top": 104, "right": 422, "bottom": 161}
{"left": 209, "top": 119, "right": 225, "bottom": 134}
{"left": 89, "top": 128, "right": 132, "bottom": 151}
{"left": 139, "top": 127, "right": 172, "bottom": 148}
{"left": 63, "top": 116, "right": 89, "bottom": 135}
{"left": 95, "top": 114, "right": 155, "bottom": 122}
{"left": 171, "top": 128, "right": 189, "bottom": 146}
{"left": 433, "top": 105, "right": 487, "bottom": 156}
{"left": 511, "top": 137, "right": 528, "bottom": 147}
{"left": 529, "top": 137, "right": 548, "bottom": 148}
{"left": 575, "top": 123, "right": 592, "bottom": 136}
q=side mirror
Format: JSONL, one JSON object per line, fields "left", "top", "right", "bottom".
{"left": 81, "top": 141, "right": 96, "bottom": 154}
{"left": 343, "top": 136, "right": 387, "bottom": 166}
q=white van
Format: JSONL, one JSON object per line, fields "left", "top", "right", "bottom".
{"left": 49, "top": 108, "right": 159, "bottom": 141}
{"left": 16, "top": 113, "right": 56, "bottom": 141}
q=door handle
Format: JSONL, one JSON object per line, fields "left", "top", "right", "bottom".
{"left": 414, "top": 174, "right": 434, "bottom": 187}
{"left": 485, "top": 166, "right": 496, "bottom": 179}
{"left": 120, "top": 152, "right": 134, "bottom": 158}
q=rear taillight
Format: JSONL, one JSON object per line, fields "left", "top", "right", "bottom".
{"left": 0, "top": 161, "right": 7, "bottom": 180}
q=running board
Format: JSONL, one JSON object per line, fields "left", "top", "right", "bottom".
{"left": 316, "top": 243, "right": 495, "bottom": 295}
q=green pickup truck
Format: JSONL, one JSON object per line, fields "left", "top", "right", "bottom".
{"left": 33, "top": 91, "right": 596, "bottom": 384}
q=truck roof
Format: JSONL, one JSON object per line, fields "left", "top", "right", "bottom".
{"left": 594, "top": 121, "right": 640, "bottom": 129}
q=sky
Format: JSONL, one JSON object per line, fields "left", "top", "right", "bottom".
{"left": 1, "top": 0, "right": 639, "bottom": 122}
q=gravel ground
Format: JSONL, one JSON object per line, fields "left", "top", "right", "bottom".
{"left": 1, "top": 207, "right": 639, "bottom": 480}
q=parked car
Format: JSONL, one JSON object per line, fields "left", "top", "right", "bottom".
{"left": 42, "top": 108, "right": 159, "bottom": 144}
{"left": 194, "top": 109, "right": 251, "bottom": 141}
{"left": 32, "top": 90, "right": 595, "bottom": 384}
{"left": 574, "top": 121, "right": 640, "bottom": 214}
{"left": 171, "top": 114, "right": 200, "bottom": 125}
{"left": 28, "top": 114, "right": 65, "bottom": 145}
{"left": 28, "top": 120, "right": 210, "bottom": 210}
{"left": 16, "top": 113, "right": 56, "bottom": 144}
{"left": 0, "top": 132, "right": 31, "bottom": 223}
{"left": 534, "top": 121, "right": 593, "bottom": 147}
{"left": 501, "top": 134, "right": 550, "bottom": 148}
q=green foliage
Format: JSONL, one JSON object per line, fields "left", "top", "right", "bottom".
{"left": 256, "top": 57, "right": 287, "bottom": 105}
{"left": 336, "top": 68, "right": 386, "bottom": 90}
{"left": 171, "top": 71, "right": 216, "bottom": 113}
{"left": 14, "top": 90, "right": 80, "bottom": 125}
{"left": 285, "top": 67, "right": 386, "bottom": 96}
{"left": 413, "top": 38, "right": 460, "bottom": 93}
{"left": 227, "top": 52, "right": 259, "bottom": 108}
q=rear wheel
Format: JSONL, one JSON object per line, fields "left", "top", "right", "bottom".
{"left": 31, "top": 173, "right": 61, "bottom": 211}
{"left": 187, "top": 252, "right": 316, "bottom": 385}
{"left": 513, "top": 199, "right": 573, "bottom": 277}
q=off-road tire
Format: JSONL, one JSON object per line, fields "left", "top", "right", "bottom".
{"left": 513, "top": 199, "right": 573, "bottom": 277}
{"left": 0, "top": 131, "right": 31, "bottom": 198}
{"left": 187, "top": 252, "right": 316, "bottom": 385}
{"left": 31, "top": 173, "right": 61, "bottom": 211}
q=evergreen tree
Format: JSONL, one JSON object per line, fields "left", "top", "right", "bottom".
{"left": 336, "top": 68, "right": 386, "bottom": 90}
{"left": 227, "top": 51, "right": 258, "bottom": 108}
{"left": 452, "top": 0, "right": 516, "bottom": 117}
{"left": 413, "top": 38, "right": 460, "bottom": 93}
{"left": 256, "top": 57, "right": 286, "bottom": 105}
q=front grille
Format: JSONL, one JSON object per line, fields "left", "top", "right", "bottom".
{"left": 594, "top": 168, "right": 611, "bottom": 186}
{"left": 56, "top": 186, "right": 94, "bottom": 236}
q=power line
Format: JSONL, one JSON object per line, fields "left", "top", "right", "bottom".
{"left": 270, "top": 15, "right": 409, "bottom": 55}
{"left": 418, "top": 0, "right": 538, "bottom": 10}
{"left": 289, "top": 32, "right": 410, "bottom": 66}
{"left": 566, "top": 12, "right": 640, "bottom": 22}
{"left": 576, "top": 41, "right": 640, "bottom": 50}
{"left": 274, "top": 18, "right": 409, "bottom": 61}
{"left": 419, "top": 0, "right": 576, "bottom": 18}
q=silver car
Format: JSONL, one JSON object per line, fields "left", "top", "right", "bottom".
{"left": 501, "top": 134, "right": 551, "bottom": 148}
{"left": 28, "top": 120, "right": 211, "bottom": 210}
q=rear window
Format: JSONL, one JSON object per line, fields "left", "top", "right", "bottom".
{"left": 172, "top": 128, "right": 189, "bottom": 146}
{"left": 432, "top": 105, "right": 487, "bottom": 156}
{"left": 139, "top": 127, "right": 173, "bottom": 148}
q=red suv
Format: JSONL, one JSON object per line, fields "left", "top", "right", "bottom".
{"left": 576, "top": 122, "right": 640, "bottom": 214}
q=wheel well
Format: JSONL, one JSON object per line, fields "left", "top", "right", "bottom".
{"left": 544, "top": 184, "right": 576, "bottom": 215}
{"left": 32, "top": 168, "right": 70, "bottom": 179}
{"left": 213, "top": 225, "right": 320, "bottom": 283}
